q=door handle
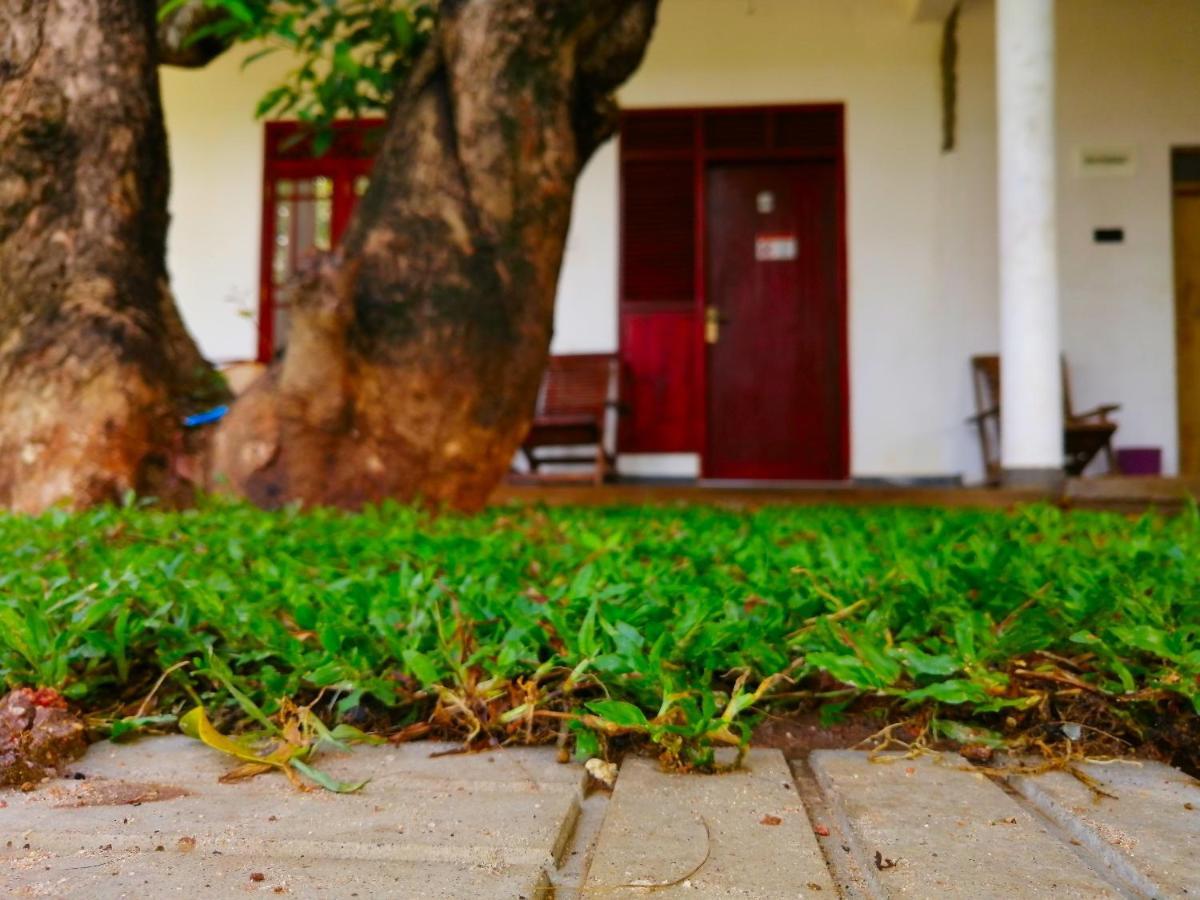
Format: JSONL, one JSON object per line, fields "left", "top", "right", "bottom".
{"left": 705, "top": 306, "right": 723, "bottom": 344}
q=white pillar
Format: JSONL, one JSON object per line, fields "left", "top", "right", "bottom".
{"left": 996, "top": 0, "right": 1062, "bottom": 482}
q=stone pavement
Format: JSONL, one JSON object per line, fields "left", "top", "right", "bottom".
{"left": 2, "top": 738, "right": 1198, "bottom": 898}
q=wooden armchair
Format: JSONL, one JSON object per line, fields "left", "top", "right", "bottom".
{"left": 519, "top": 354, "right": 618, "bottom": 484}
{"left": 968, "top": 354, "right": 1120, "bottom": 484}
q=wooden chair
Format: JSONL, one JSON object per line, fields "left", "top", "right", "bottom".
{"left": 520, "top": 354, "right": 618, "bottom": 484}
{"left": 968, "top": 354, "right": 1120, "bottom": 484}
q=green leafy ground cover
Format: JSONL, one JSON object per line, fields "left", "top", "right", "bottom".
{"left": 0, "top": 500, "right": 1197, "bottom": 770}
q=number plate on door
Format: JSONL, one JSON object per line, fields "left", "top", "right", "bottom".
{"left": 755, "top": 234, "right": 798, "bottom": 261}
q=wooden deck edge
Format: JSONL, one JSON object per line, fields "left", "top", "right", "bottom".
{"left": 489, "top": 477, "right": 1199, "bottom": 513}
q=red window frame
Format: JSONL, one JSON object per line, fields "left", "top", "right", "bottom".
{"left": 258, "top": 119, "right": 385, "bottom": 362}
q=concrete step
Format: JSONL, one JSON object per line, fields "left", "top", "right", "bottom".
{"left": 810, "top": 750, "right": 1124, "bottom": 898}
{"left": 1009, "top": 759, "right": 1200, "bottom": 897}
{"left": 584, "top": 749, "right": 835, "bottom": 897}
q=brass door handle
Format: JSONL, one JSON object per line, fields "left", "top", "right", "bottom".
{"left": 705, "top": 306, "right": 724, "bottom": 344}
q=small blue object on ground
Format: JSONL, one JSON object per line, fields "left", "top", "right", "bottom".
{"left": 183, "top": 405, "right": 230, "bottom": 428}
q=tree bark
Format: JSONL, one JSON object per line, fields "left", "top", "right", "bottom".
{"left": 210, "top": 0, "right": 659, "bottom": 510}
{"left": 0, "top": 0, "right": 220, "bottom": 512}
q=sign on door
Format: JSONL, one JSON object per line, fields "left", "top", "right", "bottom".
{"left": 755, "top": 234, "right": 798, "bottom": 261}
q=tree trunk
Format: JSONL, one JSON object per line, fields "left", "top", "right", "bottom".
{"left": 0, "top": 0, "right": 220, "bottom": 512}
{"left": 210, "top": 0, "right": 659, "bottom": 510}
{"left": 0, "top": 0, "right": 656, "bottom": 513}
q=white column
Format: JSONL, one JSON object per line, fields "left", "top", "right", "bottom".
{"left": 996, "top": 0, "right": 1062, "bottom": 481}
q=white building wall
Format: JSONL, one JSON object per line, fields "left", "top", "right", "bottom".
{"left": 162, "top": 51, "right": 296, "bottom": 364}
{"left": 1054, "top": 0, "right": 1200, "bottom": 477}
{"left": 933, "top": 0, "right": 997, "bottom": 481}
{"left": 161, "top": 0, "right": 1200, "bottom": 481}
{"left": 946, "top": 0, "right": 1200, "bottom": 478}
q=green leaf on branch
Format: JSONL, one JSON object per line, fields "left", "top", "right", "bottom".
{"left": 171, "top": 0, "right": 437, "bottom": 147}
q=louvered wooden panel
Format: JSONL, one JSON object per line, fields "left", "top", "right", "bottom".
{"left": 622, "top": 112, "right": 695, "bottom": 153}
{"left": 703, "top": 110, "right": 769, "bottom": 151}
{"left": 619, "top": 310, "right": 699, "bottom": 453}
{"left": 774, "top": 107, "right": 841, "bottom": 151}
{"left": 621, "top": 160, "right": 695, "bottom": 303}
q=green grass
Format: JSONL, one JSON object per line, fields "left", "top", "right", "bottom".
{"left": 1, "top": 499, "right": 1197, "bottom": 768}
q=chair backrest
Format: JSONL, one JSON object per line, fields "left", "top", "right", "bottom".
{"left": 970, "top": 354, "right": 1002, "bottom": 417}
{"left": 969, "top": 354, "right": 1075, "bottom": 417}
{"left": 536, "top": 354, "right": 617, "bottom": 419}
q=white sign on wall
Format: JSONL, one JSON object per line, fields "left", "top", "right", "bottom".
{"left": 1076, "top": 147, "right": 1137, "bottom": 178}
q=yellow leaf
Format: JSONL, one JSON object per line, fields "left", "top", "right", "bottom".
{"left": 179, "top": 706, "right": 298, "bottom": 769}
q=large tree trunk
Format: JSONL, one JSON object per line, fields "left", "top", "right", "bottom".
{"left": 0, "top": 0, "right": 655, "bottom": 513}
{"left": 0, "top": 0, "right": 220, "bottom": 512}
{"left": 210, "top": 0, "right": 658, "bottom": 510}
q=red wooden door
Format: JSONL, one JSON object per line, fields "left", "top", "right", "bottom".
{"left": 705, "top": 162, "right": 845, "bottom": 480}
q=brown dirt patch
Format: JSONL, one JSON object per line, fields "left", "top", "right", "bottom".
{"left": 752, "top": 708, "right": 894, "bottom": 757}
{"left": 45, "top": 779, "right": 192, "bottom": 807}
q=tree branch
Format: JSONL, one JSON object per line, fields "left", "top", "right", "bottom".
{"left": 573, "top": 0, "right": 660, "bottom": 162}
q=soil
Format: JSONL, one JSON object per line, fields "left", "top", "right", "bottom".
{"left": 753, "top": 702, "right": 1200, "bottom": 780}
{"left": 752, "top": 708, "right": 903, "bottom": 757}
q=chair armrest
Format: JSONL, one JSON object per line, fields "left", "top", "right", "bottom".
{"left": 1070, "top": 403, "right": 1121, "bottom": 422}
{"left": 965, "top": 406, "right": 999, "bottom": 426}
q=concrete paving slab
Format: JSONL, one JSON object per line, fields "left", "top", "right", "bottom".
{"left": 1009, "top": 759, "right": 1200, "bottom": 897}
{"left": 0, "top": 736, "right": 583, "bottom": 898}
{"left": 584, "top": 749, "right": 835, "bottom": 897}
{"left": 811, "top": 750, "right": 1122, "bottom": 898}
{"left": 1, "top": 846, "right": 551, "bottom": 898}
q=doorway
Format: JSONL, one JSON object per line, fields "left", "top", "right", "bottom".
{"left": 1173, "top": 149, "right": 1200, "bottom": 475}
{"left": 617, "top": 105, "right": 848, "bottom": 480}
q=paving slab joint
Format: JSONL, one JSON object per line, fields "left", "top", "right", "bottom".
{"left": 807, "top": 754, "right": 889, "bottom": 899}
{"left": 810, "top": 749, "right": 1133, "bottom": 898}
{"left": 1004, "top": 769, "right": 1174, "bottom": 899}
{"left": 788, "top": 756, "right": 874, "bottom": 899}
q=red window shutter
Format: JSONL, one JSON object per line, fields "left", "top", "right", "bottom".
{"left": 622, "top": 112, "right": 695, "bottom": 153}
{"left": 620, "top": 160, "right": 695, "bottom": 303}
{"left": 774, "top": 107, "right": 841, "bottom": 152}
{"left": 618, "top": 112, "right": 701, "bottom": 453}
{"left": 703, "top": 110, "right": 769, "bottom": 151}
